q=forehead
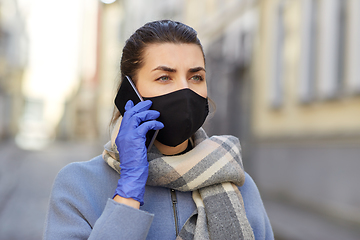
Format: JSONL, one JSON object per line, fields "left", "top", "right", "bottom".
{"left": 141, "top": 43, "right": 205, "bottom": 68}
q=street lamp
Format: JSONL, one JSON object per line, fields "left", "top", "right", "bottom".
{"left": 101, "top": 0, "right": 116, "bottom": 4}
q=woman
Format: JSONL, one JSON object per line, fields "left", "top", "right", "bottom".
{"left": 44, "top": 20, "right": 274, "bottom": 240}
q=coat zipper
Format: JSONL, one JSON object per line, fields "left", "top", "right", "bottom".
{"left": 170, "top": 189, "right": 179, "bottom": 236}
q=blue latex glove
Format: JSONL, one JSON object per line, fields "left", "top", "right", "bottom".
{"left": 114, "top": 100, "right": 164, "bottom": 206}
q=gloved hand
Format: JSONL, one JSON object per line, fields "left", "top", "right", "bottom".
{"left": 114, "top": 100, "right": 164, "bottom": 206}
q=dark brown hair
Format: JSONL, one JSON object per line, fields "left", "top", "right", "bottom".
{"left": 110, "top": 20, "right": 205, "bottom": 125}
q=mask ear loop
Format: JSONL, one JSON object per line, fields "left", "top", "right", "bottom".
{"left": 189, "top": 136, "right": 195, "bottom": 148}
{"left": 206, "top": 97, "right": 216, "bottom": 121}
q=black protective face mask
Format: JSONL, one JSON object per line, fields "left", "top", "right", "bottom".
{"left": 115, "top": 79, "right": 209, "bottom": 147}
{"left": 143, "top": 88, "right": 209, "bottom": 147}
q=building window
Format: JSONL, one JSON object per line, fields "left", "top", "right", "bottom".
{"left": 317, "top": 0, "right": 346, "bottom": 99}
{"left": 270, "top": 2, "right": 285, "bottom": 108}
{"left": 299, "top": 0, "right": 317, "bottom": 103}
{"left": 346, "top": 0, "right": 360, "bottom": 94}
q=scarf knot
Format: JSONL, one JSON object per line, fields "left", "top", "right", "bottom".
{"left": 146, "top": 134, "right": 245, "bottom": 192}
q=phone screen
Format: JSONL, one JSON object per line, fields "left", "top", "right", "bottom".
{"left": 114, "top": 76, "right": 158, "bottom": 151}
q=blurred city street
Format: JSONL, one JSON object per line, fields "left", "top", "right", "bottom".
{"left": 1, "top": 0, "right": 360, "bottom": 239}
{"left": 0, "top": 139, "right": 103, "bottom": 240}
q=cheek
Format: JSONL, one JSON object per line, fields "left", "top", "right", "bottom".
{"left": 136, "top": 84, "right": 147, "bottom": 97}
{"left": 135, "top": 76, "right": 153, "bottom": 97}
{"left": 137, "top": 82, "right": 165, "bottom": 98}
{"left": 192, "top": 82, "right": 207, "bottom": 98}
{"left": 199, "top": 88, "right": 208, "bottom": 98}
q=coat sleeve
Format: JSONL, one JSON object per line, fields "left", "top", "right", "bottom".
{"left": 89, "top": 199, "right": 154, "bottom": 240}
{"left": 240, "top": 172, "right": 274, "bottom": 240}
{"left": 43, "top": 163, "right": 154, "bottom": 240}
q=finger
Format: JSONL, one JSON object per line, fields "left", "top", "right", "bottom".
{"left": 124, "top": 100, "right": 134, "bottom": 111}
{"left": 132, "top": 100, "right": 153, "bottom": 113}
{"left": 127, "top": 110, "right": 161, "bottom": 129}
{"left": 123, "top": 100, "right": 152, "bottom": 120}
{"left": 137, "top": 120, "right": 164, "bottom": 137}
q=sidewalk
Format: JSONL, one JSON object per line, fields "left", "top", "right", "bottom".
{"left": 0, "top": 139, "right": 104, "bottom": 240}
{"left": 264, "top": 198, "right": 360, "bottom": 240}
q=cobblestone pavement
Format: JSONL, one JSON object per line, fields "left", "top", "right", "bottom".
{"left": 0, "top": 139, "right": 104, "bottom": 240}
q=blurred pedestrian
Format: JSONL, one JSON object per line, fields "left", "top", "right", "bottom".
{"left": 43, "top": 20, "right": 273, "bottom": 240}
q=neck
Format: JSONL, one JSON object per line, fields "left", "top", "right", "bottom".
{"left": 154, "top": 139, "right": 189, "bottom": 156}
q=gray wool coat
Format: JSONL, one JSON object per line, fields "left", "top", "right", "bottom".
{"left": 43, "top": 155, "right": 274, "bottom": 240}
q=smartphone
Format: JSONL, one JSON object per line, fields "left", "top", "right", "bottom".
{"left": 114, "top": 76, "right": 158, "bottom": 152}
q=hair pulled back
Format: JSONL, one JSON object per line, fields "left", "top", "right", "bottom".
{"left": 120, "top": 20, "right": 204, "bottom": 81}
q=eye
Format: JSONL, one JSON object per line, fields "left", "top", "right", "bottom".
{"left": 156, "top": 75, "right": 170, "bottom": 82}
{"left": 191, "top": 75, "right": 204, "bottom": 82}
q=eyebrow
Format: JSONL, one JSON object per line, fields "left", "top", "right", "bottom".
{"left": 151, "top": 65, "right": 206, "bottom": 73}
{"left": 189, "top": 67, "right": 206, "bottom": 73}
{"left": 152, "top": 66, "right": 176, "bottom": 72}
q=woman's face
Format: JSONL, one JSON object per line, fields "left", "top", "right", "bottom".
{"left": 136, "top": 43, "right": 207, "bottom": 98}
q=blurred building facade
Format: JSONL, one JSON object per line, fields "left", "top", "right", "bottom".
{"left": 0, "top": 0, "right": 27, "bottom": 140}
{"left": 251, "top": 0, "right": 360, "bottom": 237}
{"left": 0, "top": 0, "right": 101, "bottom": 149}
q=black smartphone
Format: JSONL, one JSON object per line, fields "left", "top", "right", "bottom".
{"left": 114, "top": 76, "right": 158, "bottom": 152}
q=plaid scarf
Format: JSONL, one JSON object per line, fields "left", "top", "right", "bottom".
{"left": 103, "top": 117, "right": 254, "bottom": 240}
